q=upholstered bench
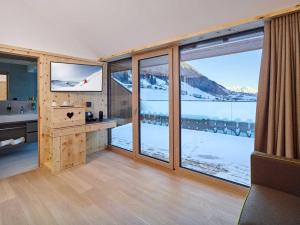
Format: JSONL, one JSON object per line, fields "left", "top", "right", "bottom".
{"left": 239, "top": 152, "right": 300, "bottom": 225}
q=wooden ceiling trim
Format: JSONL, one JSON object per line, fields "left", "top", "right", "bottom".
{"left": 0, "top": 43, "right": 102, "bottom": 64}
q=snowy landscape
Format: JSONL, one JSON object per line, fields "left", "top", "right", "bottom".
{"left": 112, "top": 123, "right": 252, "bottom": 185}
{"left": 111, "top": 59, "right": 259, "bottom": 186}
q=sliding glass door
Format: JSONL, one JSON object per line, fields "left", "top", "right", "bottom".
{"left": 179, "top": 30, "right": 263, "bottom": 186}
{"left": 110, "top": 30, "right": 263, "bottom": 186}
{"left": 109, "top": 59, "right": 133, "bottom": 151}
{"left": 133, "top": 49, "right": 174, "bottom": 168}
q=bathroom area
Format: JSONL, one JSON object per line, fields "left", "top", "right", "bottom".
{"left": 0, "top": 53, "right": 38, "bottom": 179}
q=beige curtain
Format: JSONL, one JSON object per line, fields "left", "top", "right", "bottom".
{"left": 255, "top": 12, "right": 300, "bottom": 159}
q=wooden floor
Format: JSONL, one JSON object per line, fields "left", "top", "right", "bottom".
{"left": 0, "top": 150, "right": 247, "bottom": 225}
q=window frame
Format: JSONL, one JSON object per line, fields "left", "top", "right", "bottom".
{"left": 107, "top": 57, "right": 134, "bottom": 154}
{"left": 176, "top": 28, "right": 264, "bottom": 187}
{"left": 132, "top": 48, "right": 175, "bottom": 169}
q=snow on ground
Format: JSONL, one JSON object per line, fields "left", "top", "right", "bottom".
{"left": 141, "top": 88, "right": 168, "bottom": 100}
{"left": 141, "top": 100, "right": 256, "bottom": 122}
{"left": 112, "top": 125, "right": 133, "bottom": 151}
{"left": 138, "top": 83, "right": 256, "bottom": 122}
{"left": 113, "top": 76, "right": 257, "bottom": 122}
{"left": 112, "top": 123, "right": 253, "bottom": 186}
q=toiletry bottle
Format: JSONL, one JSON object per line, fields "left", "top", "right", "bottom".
{"left": 6, "top": 103, "right": 11, "bottom": 113}
{"left": 31, "top": 97, "right": 36, "bottom": 111}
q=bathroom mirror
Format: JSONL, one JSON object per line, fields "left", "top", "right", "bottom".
{"left": 0, "top": 54, "right": 37, "bottom": 115}
{"left": 0, "top": 54, "right": 37, "bottom": 102}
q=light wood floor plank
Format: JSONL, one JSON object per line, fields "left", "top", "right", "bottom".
{"left": 0, "top": 150, "right": 246, "bottom": 225}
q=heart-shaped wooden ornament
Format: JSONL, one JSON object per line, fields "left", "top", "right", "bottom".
{"left": 67, "top": 112, "right": 74, "bottom": 119}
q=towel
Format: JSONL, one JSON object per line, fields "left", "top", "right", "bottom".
{"left": 11, "top": 137, "right": 25, "bottom": 145}
{"left": 0, "top": 139, "right": 13, "bottom": 147}
{"left": 0, "top": 137, "right": 25, "bottom": 147}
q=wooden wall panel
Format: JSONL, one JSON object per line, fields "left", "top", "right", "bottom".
{"left": 86, "top": 131, "right": 107, "bottom": 154}
{"left": 40, "top": 56, "right": 108, "bottom": 162}
{"left": 0, "top": 44, "right": 108, "bottom": 166}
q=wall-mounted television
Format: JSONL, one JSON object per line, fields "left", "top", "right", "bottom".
{"left": 50, "top": 62, "right": 102, "bottom": 92}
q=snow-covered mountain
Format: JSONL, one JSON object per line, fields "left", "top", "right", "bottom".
{"left": 224, "top": 85, "right": 257, "bottom": 94}
{"left": 112, "top": 62, "right": 257, "bottom": 101}
{"left": 180, "top": 62, "right": 230, "bottom": 97}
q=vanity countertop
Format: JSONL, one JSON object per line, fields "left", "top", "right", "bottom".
{"left": 0, "top": 113, "right": 38, "bottom": 124}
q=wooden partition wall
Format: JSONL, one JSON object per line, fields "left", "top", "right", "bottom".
{"left": 0, "top": 44, "right": 108, "bottom": 166}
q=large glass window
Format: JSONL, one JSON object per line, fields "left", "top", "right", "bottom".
{"left": 138, "top": 55, "right": 170, "bottom": 162}
{"left": 109, "top": 59, "right": 133, "bottom": 151}
{"left": 179, "top": 30, "right": 263, "bottom": 186}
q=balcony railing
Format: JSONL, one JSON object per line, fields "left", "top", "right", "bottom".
{"left": 140, "top": 113, "right": 255, "bottom": 138}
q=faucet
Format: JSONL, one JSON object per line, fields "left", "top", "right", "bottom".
{"left": 20, "top": 106, "right": 24, "bottom": 114}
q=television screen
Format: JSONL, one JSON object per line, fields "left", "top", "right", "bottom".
{"left": 50, "top": 62, "right": 102, "bottom": 92}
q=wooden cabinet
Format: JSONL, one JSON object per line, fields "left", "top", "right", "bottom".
{"left": 26, "top": 121, "right": 38, "bottom": 143}
{"left": 46, "top": 106, "right": 85, "bottom": 128}
{"left": 0, "top": 121, "right": 38, "bottom": 143}
{"left": 44, "top": 106, "right": 116, "bottom": 173}
{"left": 61, "top": 133, "right": 86, "bottom": 169}
{"left": 0, "top": 122, "right": 26, "bottom": 142}
{"left": 44, "top": 106, "right": 86, "bottom": 173}
{"left": 26, "top": 121, "right": 38, "bottom": 132}
{"left": 45, "top": 128, "right": 87, "bottom": 173}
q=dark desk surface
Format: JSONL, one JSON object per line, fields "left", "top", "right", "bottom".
{"left": 85, "top": 119, "right": 113, "bottom": 124}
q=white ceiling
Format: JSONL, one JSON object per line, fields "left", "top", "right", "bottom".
{"left": 0, "top": 0, "right": 298, "bottom": 60}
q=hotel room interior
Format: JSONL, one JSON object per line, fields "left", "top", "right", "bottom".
{"left": 0, "top": 1, "right": 299, "bottom": 224}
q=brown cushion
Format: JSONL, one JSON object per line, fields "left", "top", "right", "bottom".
{"left": 239, "top": 185, "right": 300, "bottom": 225}
{"left": 251, "top": 152, "right": 300, "bottom": 197}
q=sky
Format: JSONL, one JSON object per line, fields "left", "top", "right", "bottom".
{"left": 186, "top": 49, "right": 262, "bottom": 89}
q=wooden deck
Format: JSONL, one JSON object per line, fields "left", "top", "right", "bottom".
{"left": 0, "top": 150, "right": 246, "bottom": 225}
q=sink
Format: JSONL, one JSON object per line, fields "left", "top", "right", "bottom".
{"left": 0, "top": 113, "right": 38, "bottom": 124}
